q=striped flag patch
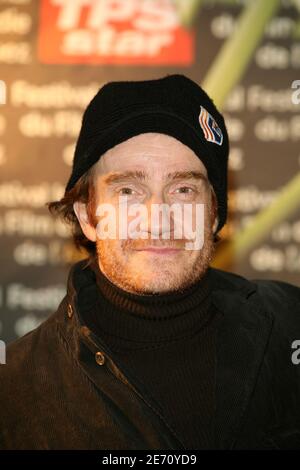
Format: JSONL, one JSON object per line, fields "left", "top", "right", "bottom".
{"left": 198, "top": 105, "right": 223, "bottom": 146}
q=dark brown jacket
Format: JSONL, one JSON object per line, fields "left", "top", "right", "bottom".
{"left": 1, "top": 259, "right": 300, "bottom": 450}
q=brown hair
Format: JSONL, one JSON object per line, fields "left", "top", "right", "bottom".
{"left": 46, "top": 169, "right": 220, "bottom": 263}
{"left": 46, "top": 166, "right": 97, "bottom": 262}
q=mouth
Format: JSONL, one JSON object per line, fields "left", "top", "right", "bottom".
{"left": 133, "top": 247, "right": 182, "bottom": 255}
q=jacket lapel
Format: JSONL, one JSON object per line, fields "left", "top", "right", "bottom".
{"left": 211, "top": 270, "right": 274, "bottom": 449}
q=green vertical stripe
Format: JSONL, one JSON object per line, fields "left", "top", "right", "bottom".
{"left": 202, "top": 0, "right": 281, "bottom": 109}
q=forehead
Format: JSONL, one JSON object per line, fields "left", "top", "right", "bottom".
{"left": 95, "top": 133, "right": 207, "bottom": 177}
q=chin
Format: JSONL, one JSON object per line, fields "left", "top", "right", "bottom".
{"left": 135, "top": 274, "right": 180, "bottom": 293}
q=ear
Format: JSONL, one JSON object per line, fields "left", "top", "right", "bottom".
{"left": 212, "top": 215, "right": 219, "bottom": 235}
{"left": 210, "top": 187, "right": 219, "bottom": 235}
{"left": 73, "top": 201, "right": 96, "bottom": 242}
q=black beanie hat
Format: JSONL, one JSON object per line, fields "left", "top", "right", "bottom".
{"left": 65, "top": 74, "right": 229, "bottom": 233}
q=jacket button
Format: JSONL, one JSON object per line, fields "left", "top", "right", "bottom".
{"left": 67, "top": 303, "right": 73, "bottom": 318}
{"left": 95, "top": 351, "right": 105, "bottom": 366}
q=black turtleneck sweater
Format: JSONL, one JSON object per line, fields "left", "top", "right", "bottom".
{"left": 79, "top": 258, "right": 223, "bottom": 450}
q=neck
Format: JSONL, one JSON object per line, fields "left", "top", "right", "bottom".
{"left": 74, "top": 257, "right": 215, "bottom": 348}
{"left": 89, "top": 257, "right": 212, "bottom": 318}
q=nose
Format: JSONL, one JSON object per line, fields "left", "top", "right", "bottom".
{"left": 139, "top": 193, "right": 175, "bottom": 240}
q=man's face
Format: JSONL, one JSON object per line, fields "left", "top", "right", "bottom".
{"left": 75, "top": 132, "right": 217, "bottom": 295}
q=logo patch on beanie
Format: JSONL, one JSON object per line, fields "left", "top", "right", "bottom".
{"left": 198, "top": 106, "right": 223, "bottom": 146}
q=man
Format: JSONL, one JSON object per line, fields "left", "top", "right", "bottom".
{"left": 1, "top": 74, "right": 300, "bottom": 450}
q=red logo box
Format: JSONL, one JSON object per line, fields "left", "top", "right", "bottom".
{"left": 38, "top": 0, "right": 195, "bottom": 65}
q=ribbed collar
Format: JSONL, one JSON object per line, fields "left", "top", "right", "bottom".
{"left": 75, "top": 257, "right": 215, "bottom": 348}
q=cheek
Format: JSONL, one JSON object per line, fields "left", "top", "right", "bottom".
{"left": 97, "top": 238, "right": 131, "bottom": 265}
{"left": 180, "top": 203, "right": 208, "bottom": 235}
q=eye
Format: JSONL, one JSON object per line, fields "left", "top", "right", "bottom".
{"left": 173, "top": 186, "right": 195, "bottom": 195}
{"left": 118, "top": 187, "right": 137, "bottom": 195}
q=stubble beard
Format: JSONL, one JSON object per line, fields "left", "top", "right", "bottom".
{"left": 95, "top": 221, "right": 216, "bottom": 296}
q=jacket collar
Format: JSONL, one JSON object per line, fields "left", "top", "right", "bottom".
{"left": 63, "top": 258, "right": 274, "bottom": 450}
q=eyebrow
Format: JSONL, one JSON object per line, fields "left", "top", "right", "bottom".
{"left": 103, "top": 170, "right": 208, "bottom": 185}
